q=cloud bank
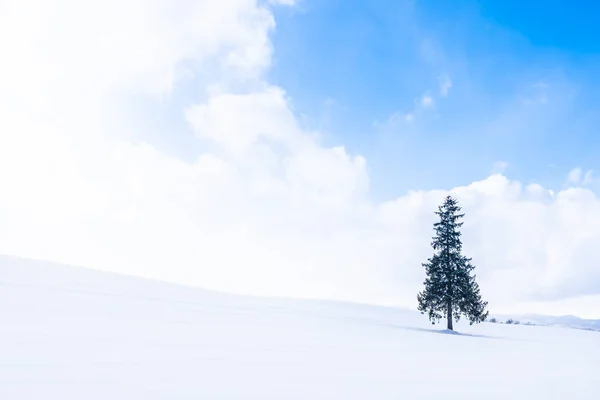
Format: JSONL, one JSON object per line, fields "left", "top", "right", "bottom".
{"left": 1, "top": 0, "right": 599, "bottom": 317}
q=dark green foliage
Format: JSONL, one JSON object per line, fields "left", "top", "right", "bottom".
{"left": 417, "top": 195, "right": 488, "bottom": 330}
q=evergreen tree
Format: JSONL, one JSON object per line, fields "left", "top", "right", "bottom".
{"left": 417, "top": 195, "right": 488, "bottom": 330}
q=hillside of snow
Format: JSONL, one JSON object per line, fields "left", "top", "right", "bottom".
{"left": 1, "top": 255, "right": 598, "bottom": 399}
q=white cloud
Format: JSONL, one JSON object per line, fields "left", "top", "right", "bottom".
{"left": 567, "top": 168, "right": 583, "bottom": 184}
{"left": 583, "top": 170, "right": 595, "bottom": 185}
{"left": 439, "top": 74, "right": 452, "bottom": 96}
{"left": 269, "top": 0, "right": 298, "bottom": 4}
{"left": 420, "top": 95, "right": 435, "bottom": 108}
{"left": 1, "top": 0, "right": 600, "bottom": 318}
{"left": 382, "top": 79, "right": 445, "bottom": 127}
{"left": 567, "top": 168, "right": 595, "bottom": 186}
{"left": 378, "top": 111, "right": 414, "bottom": 127}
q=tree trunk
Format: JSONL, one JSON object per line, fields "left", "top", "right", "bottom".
{"left": 447, "top": 300, "right": 453, "bottom": 330}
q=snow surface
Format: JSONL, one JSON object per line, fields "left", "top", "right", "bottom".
{"left": 1, "top": 255, "right": 599, "bottom": 399}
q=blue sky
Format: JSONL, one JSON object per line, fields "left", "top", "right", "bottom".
{"left": 269, "top": 0, "right": 600, "bottom": 200}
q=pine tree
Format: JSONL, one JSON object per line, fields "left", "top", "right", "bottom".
{"left": 417, "top": 195, "right": 488, "bottom": 331}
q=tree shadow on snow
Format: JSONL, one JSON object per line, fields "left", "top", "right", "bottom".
{"left": 399, "top": 326, "right": 505, "bottom": 340}
{"left": 338, "top": 316, "right": 508, "bottom": 340}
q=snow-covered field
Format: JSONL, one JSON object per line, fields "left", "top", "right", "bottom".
{"left": 1, "top": 256, "right": 598, "bottom": 399}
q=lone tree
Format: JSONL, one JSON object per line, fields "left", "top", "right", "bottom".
{"left": 417, "top": 195, "right": 488, "bottom": 331}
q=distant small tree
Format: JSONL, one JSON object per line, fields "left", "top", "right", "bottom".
{"left": 417, "top": 195, "right": 489, "bottom": 330}
{"left": 489, "top": 317, "right": 497, "bottom": 323}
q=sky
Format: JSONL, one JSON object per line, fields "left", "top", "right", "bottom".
{"left": 1, "top": 0, "right": 600, "bottom": 318}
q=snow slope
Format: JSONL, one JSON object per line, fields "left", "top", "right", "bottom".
{"left": 1, "top": 256, "right": 598, "bottom": 399}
